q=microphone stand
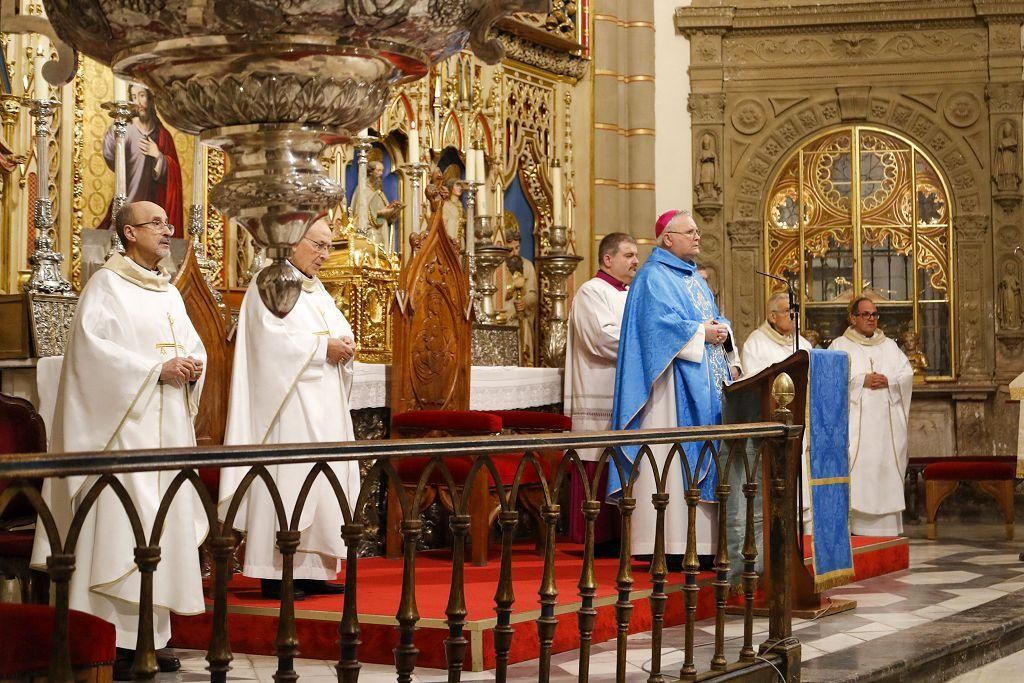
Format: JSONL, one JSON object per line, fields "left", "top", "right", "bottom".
{"left": 757, "top": 270, "right": 800, "bottom": 355}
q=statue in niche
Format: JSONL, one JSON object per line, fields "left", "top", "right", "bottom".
{"left": 900, "top": 330, "right": 929, "bottom": 383}
{"left": 441, "top": 176, "right": 465, "bottom": 247}
{"left": 497, "top": 219, "right": 538, "bottom": 367}
{"left": 995, "top": 120, "right": 1021, "bottom": 193}
{"left": 696, "top": 132, "right": 720, "bottom": 202}
{"left": 355, "top": 160, "right": 403, "bottom": 251}
{"left": 998, "top": 259, "right": 1023, "bottom": 330}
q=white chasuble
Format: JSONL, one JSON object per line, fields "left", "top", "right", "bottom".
{"left": 564, "top": 276, "right": 628, "bottom": 461}
{"left": 31, "top": 253, "right": 208, "bottom": 650}
{"left": 220, "top": 266, "right": 360, "bottom": 581}
{"left": 829, "top": 329, "right": 913, "bottom": 536}
{"left": 741, "top": 323, "right": 815, "bottom": 529}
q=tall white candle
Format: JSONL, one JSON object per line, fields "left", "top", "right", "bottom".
{"left": 33, "top": 36, "right": 49, "bottom": 101}
{"left": 192, "top": 137, "right": 204, "bottom": 207}
{"left": 408, "top": 123, "right": 420, "bottom": 164}
{"left": 551, "top": 164, "right": 563, "bottom": 226}
{"left": 476, "top": 149, "right": 488, "bottom": 215}
{"left": 465, "top": 150, "right": 476, "bottom": 185}
{"left": 113, "top": 75, "right": 128, "bottom": 102}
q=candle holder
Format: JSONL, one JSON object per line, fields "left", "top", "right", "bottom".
{"left": 100, "top": 99, "right": 136, "bottom": 257}
{"left": 352, "top": 132, "right": 378, "bottom": 236}
{"left": 22, "top": 96, "right": 72, "bottom": 296}
{"left": 537, "top": 224, "right": 581, "bottom": 368}
{"left": 401, "top": 161, "right": 429, "bottom": 252}
{"left": 472, "top": 215, "right": 508, "bottom": 325}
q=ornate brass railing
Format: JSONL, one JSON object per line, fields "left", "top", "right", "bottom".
{"left": 0, "top": 386, "right": 803, "bottom": 683}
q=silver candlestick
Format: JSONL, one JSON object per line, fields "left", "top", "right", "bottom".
{"left": 352, "top": 132, "right": 378, "bottom": 236}
{"left": 23, "top": 96, "right": 72, "bottom": 295}
{"left": 537, "top": 224, "right": 581, "bottom": 368}
{"left": 100, "top": 99, "right": 135, "bottom": 257}
{"left": 472, "top": 216, "right": 507, "bottom": 324}
{"left": 402, "top": 161, "right": 429, "bottom": 253}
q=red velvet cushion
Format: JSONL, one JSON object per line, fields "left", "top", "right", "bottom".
{"left": 199, "top": 467, "right": 221, "bottom": 495}
{"left": 0, "top": 530, "right": 34, "bottom": 557}
{"left": 0, "top": 603, "right": 116, "bottom": 675}
{"left": 488, "top": 410, "right": 572, "bottom": 433}
{"left": 0, "top": 393, "right": 47, "bottom": 521}
{"left": 924, "top": 461, "right": 1015, "bottom": 481}
{"left": 392, "top": 410, "right": 502, "bottom": 436}
{"left": 393, "top": 454, "right": 552, "bottom": 486}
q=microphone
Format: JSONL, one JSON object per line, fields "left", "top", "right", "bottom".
{"left": 755, "top": 270, "right": 801, "bottom": 355}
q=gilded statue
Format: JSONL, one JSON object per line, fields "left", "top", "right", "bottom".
{"left": 900, "top": 330, "right": 929, "bottom": 383}
{"left": 497, "top": 218, "right": 538, "bottom": 366}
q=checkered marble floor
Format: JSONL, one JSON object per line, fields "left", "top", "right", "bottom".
{"left": 159, "top": 523, "right": 1024, "bottom": 682}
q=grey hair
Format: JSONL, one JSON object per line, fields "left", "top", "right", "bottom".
{"left": 656, "top": 209, "right": 692, "bottom": 248}
{"left": 114, "top": 203, "right": 135, "bottom": 246}
{"left": 766, "top": 291, "right": 789, "bottom": 317}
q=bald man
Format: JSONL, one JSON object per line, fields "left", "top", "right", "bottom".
{"left": 32, "top": 200, "right": 207, "bottom": 678}
{"left": 220, "top": 218, "right": 360, "bottom": 600}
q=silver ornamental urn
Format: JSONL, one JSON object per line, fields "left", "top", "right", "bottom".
{"left": 42, "top": 0, "right": 547, "bottom": 316}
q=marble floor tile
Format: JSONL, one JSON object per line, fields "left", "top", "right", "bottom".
{"left": 848, "top": 622, "right": 899, "bottom": 634}
{"left": 960, "top": 553, "right": 1023, "bottom": 566}
{"left": 801, "top": 645, "right": 826, "bottom": 662}
{"left": 894, "top": 570, "right": 982, "bottom": 585}
{"left": 822, "top": 591, "right": 905, "bottom": 608}
{"left": 802, "top": 633, "right": 865, "bottom": 654}
{"left": 852, "top": 611, "right": 929, "bottom": 629}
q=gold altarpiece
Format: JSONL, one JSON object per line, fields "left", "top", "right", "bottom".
{"left": 677, "top": 0, "right": 1024, "bottom": 457}
{"left": 0, "top": 4, "right": 591, "bottom": 368}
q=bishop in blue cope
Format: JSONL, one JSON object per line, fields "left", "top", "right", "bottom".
{"left": 607, "top": 209, "right": 740, "bottom": 559}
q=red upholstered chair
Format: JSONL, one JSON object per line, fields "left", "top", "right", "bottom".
{"left": 0, "top": 392, "right": 48, "bottom": 604}
{"left": 386, "top": 410, "right": 503, "bottom": 566}
{"left": 0, "top": 603, "right": 116, "bottom": 682}
{"left": 387, "top": 410, "right": 572, "bottom": 566}
{"left": 924, "top": 457, "right": 1016, "bottom": 541}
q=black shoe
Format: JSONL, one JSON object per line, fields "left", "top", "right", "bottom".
{"left": 698, "top": 554, "right": 715, "bottom": 571}
{"left": 113, "top": 649, "right": 133, "bottom": 681}
{"left": 260, "top": 578, "right": 306, "bottom": 601}
{"left": 114, "top": 648, "right": 181, "bottom": 677}
{"left": 156, "top": 650, "right": 181, "bottom": 673}
{"left": 295, "top": 579, "right": 345, "bottom": 595}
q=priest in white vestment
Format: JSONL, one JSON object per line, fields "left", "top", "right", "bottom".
{"left": 31, "top": 201, "right": 206, "bottom": 675}
{"left": 564, "top": 232, "right": 639, "bottom": 458}
{"left": 220, "top": 217, "right": 360, "bottom": 600}
{"left": 829, "top": 296, "right": 913, "bottom": 536}
{"left": 741, "top": 292, "right": 814, "bottom": 530}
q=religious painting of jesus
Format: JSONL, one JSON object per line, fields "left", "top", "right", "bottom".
{"left": 99, "top": 84, "right": 184, "bottom": 237}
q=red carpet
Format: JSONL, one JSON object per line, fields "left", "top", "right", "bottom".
{"left": 171, "top": 535, "right": 907, "bottom": 671}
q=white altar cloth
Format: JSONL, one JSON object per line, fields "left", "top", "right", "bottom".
{"left": 32, "top": 357, "right": 563, "bottom": 436}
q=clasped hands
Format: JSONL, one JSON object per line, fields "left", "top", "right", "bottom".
{"left": 160, "top": 356, "right": 203, "bottom": 388}
{"left": 703, "top": 320, "right": 730, "bottom": 346}
{"left": 863, "top": 372, "right": 889, "bottom": 389}
{"left": 327, "top": 336, "right": 357, "bottom": 365}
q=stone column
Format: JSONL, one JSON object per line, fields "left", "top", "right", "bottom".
{"left": 954, "top": 214, "right": 993, "bottom": 381}
{"left": 591, "top": 1, "right": 656, "bottom": 255}
{"left": 725, "top": 219, "right": 762, "bottom": 342}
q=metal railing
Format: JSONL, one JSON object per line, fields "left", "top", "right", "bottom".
{"left": 0, "top": 381, "right": 803, "bottom": 683}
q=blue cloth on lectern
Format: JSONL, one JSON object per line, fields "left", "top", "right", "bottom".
{"left": 606, "top": 247, "right": 732, "bottom": 502}
{"left": 807, "top": 348, "right": 855, "bottom": 590}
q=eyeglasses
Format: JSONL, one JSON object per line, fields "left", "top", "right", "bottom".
{"left": 853, "top": 312, "right": 880, "bottom": 320}
{"left": 663, "top": 229, "right": 702, "bottom": 239}
{"left": 131, "top": 219, "right": 174, "bottom": 234}
{"left": 304, "top": 237, "right": 332, "bottom": 254}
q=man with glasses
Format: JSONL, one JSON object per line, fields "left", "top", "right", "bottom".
{"left": 32, "top": 200, "right": 206, "bottom": 678}
{"left": 220, "top": 217, "right": 360, "bottom": 600}
{"left": 830, "top": 296, "right": 913, "bottom": 536}
{"left": 607, "top": 209, "right": 738, "bottom": 568}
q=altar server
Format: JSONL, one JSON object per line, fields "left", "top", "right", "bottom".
{"left": 220, "top": 217, "right": 360, "bottom": 599}
{"left": 31, "top": 201, "right": 206, "bottom": 676}
{"left": 609, "top": 210, "right": 738, "bottom": 558}
{"left": 829, "top": 296, "right": 913, "bottom": 536}
{"left": 564, "top": 232, "right": 639, "bottom": 456}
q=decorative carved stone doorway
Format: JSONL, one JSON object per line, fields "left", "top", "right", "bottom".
{"left": 677, "top": 0, "right": 1024, "bottom": 454}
